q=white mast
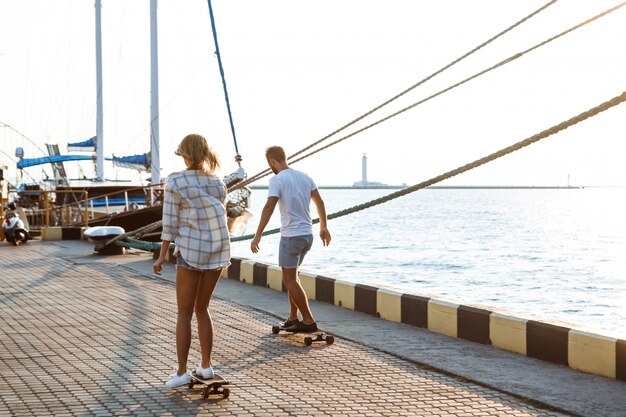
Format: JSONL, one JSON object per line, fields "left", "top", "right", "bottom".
{"left": 150, "top": 0, "right": 160, "bottom": 185}
{"left": 95, "top": 0, "right": 104, "bottom": 182}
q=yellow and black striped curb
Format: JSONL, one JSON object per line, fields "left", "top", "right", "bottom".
{"left": 41, "top": 226, "right": 86, "bottom": 240}
{"left": 224, "top": 257, "right": 626, "bottom": 383}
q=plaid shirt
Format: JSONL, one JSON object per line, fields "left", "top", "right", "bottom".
{"left": 161, "top": 170, "right": 231, "bottom": 270}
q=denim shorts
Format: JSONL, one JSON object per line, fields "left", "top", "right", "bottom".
{"left": 279, "top": 234, "right": 314, "bottom": 268}
{"left": 176, "top": 255, "right": 203, "bottom": 271}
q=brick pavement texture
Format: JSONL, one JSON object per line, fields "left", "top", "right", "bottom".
{"left": 0, "top": 244, "right": 571, "bottom": 416}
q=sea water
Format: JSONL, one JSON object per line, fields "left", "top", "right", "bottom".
{"left": 231, "top": 187, "right": 626, "bottom": 338}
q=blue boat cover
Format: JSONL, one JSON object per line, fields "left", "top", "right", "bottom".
{"left": 17, "top": 155, "right": 94, "bottom": 169}
{"left": 67, "top": 137, "right": 96, "bottom": 152}
{"left": 112, "top": 153, "right": 150, "bottom": 171}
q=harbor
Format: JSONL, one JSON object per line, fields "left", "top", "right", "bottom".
{"left": 1, "top": 2, "right": 626, "bottom": 415}
{"left": 1, "top": 239, "right": 626, "bottom": 416}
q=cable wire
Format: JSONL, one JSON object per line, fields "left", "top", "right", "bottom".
{"left": 230, "top": 90, "right": 626, "bottom": 241}
{"left": 233, "top": 0, "right": 561, "bottom": 190}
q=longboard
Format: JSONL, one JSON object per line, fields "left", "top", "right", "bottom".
{"left": 271, "top": 324, "right": 335, "bottom": 346}
{"left": 188, "top": 371, "right": 230, "bottom": 398}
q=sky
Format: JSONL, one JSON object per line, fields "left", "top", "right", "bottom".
{"left": 1, "top": 0, "right": 625, "bottom": 187}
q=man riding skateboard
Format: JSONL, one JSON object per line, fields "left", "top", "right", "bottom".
{"left": 251, "top": 146, "right": 331, "bottom": 333}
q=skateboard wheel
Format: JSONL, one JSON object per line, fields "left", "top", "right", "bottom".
{"left": 222, "top": 388, "right": 230, "bottom": 398}
{"left": 304, "top": 336, "right": 313, "bottom": 346}
{"left": 271, "top": 325, "right": 280, "bottom": 334}
{"left": 325, "top": 335, "right": 335, "bottom": 345}
{"left": 203, "top": 387, "right": 210, "bottom": 398}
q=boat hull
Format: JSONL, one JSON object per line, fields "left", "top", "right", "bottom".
{"left": 87, "top": 206, "right": 163, "bottom": 241}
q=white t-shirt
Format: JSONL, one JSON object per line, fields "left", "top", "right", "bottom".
{"left": 268, "top": 168, "right": 317, "bottom": 237}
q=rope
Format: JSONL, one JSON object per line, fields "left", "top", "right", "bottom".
{"left": 230, "top": 0, "right": 560, "bottom": 191}
{"left": 0, "top": 148, "right": 39, "bottom": 186}
{"left": 99, "top": 89, "right": 626, "bottom": 249}
{"left": 207, "top": 0, "right": 241, "bottom": 166}
{"left": 102, "top": 220, "right": 163, "bottom": 248}
{"left": 230, "top": 90, "right": 626, "bottom": 242}
{"left": 114, "top": 237, "right": 161, "bottom": 250}
{"left": 1, "top": 122, "right": 84, "bottom": 207}
{"left": 96, "top": 3, "right": 626, "bottom": 249}
{"left": 231, "top": 1, "right": 625, "bottom": 191}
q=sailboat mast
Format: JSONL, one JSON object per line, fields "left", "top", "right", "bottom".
{"left": 95, "top": 0, "right": 104, "bottom": 182}
{"left": 150, "top": 0, "right": 160, "bottom": 185}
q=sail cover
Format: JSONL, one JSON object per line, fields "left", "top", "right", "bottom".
{"left": 112, "top": 152, "right": 150, "bottom": 171}
{"left": 17, "top": 155, "right": 94, "bottom": 169}
{"left": 67, "top": 137, "right": 96, "bottom": 152}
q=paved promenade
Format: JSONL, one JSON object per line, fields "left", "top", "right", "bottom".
{"left": 1, "top": 240, "right": 624, "bottom": 416}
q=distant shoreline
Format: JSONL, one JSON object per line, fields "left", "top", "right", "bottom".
{"left": 249, "top": 185, "right": 594, "bottom": 190}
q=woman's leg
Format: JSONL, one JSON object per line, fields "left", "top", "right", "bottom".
{"left": 195, "top": 268, "right": 222, "bottom": 369}
{"left": 175, "top": 267, "right": 201, "bottom": 375}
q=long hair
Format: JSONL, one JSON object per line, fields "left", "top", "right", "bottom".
{"left": 175, "top": 134, "right": 220, "bottom": 174}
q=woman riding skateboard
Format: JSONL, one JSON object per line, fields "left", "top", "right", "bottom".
{"left": 154, "top": 134, "right": 231, "bottom": 388}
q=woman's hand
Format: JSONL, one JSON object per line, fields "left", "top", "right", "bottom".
{"left": 153, "top": 257, "right": 165, "bottom": 275}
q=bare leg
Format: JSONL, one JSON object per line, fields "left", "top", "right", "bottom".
{"left": 282, "top": 267, "right": 314, "bottom": 324}
{"left": 175, "top": 267, "right": 201, "bottom": 376}
{"left": 288, "top": 291, "right": 298, "bottom": 321}
{"left": 195, "top": 268, "right": 222, "bottom": 369}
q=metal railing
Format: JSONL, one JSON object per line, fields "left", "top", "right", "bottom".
{"left": 41, "top": 190, "right": 90, "bottom": 228}
{"left": 19, "top": 185, "right": 164, "bottom": 231}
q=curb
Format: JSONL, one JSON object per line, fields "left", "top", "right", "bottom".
{"left": 225, "top": 256, "right": 626, "bottom": 383}
{"left": 41, "top": 226, "right": 87, "bottom": 240}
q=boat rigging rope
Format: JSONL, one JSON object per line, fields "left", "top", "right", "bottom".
{"left": 282, "top": 2, "right": 626, "bottom": 169}
{"left": 230, "top": 90, "right": 626, "bottom": 242}
{"left": 231, "top": 1, "right": 625, "bottom": 191}
{"left": 1, "top": 122, "right": 85, "bottom": 207}
{"left": 207, "top": 0, "right": 242, "bottom": 166}
{"left": 103, "top": 3, "right": 626, "bottom": 249}
{"left": 1, "top": 123, "right": 64, "bottom": 176}
{"left": 231, "top": 0, "right": 560, "bottom": 191}
{"left": 0, "top": 148, "right": 39, "bottom": 186}
{"left": 106, "top": 89, "right": 626, "bottom": 249}
{"left": 102, "top": 220, "right": 163, "bottom": 248}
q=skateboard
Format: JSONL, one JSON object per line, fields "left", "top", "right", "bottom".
{"left": 271, "top": 323, "right": 335, "bottom": 346}
{"left": 188, "top": 371, "right": 231, "bottom": 398}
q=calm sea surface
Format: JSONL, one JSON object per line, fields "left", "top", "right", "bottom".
{"left": 231, "top": 187, "right": 626, "bottom": 338}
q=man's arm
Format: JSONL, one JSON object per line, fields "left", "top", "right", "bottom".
{"left": 311, "top": 189, "right": 331, "bottom": 246}
{"left": 251, "top": 196, "right": 278, "bottom": 253}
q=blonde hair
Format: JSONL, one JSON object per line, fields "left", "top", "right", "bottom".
{"left": 175, "top": 134, "right": 220, "bottom": 174}
{"left": 265, "top": 146, "right": 286, "bottom": 163}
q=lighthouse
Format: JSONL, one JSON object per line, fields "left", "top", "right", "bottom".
{"left": 353, "top": 153, "right": 391, "bottom": 188}
{"left": 362, "top": 153, "right": 368, "bottom": 184}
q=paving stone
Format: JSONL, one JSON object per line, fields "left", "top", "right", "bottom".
{"left": 1, "top": 242, "right": 571, "bottom": 416}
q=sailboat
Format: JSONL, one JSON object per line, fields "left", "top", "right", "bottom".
{"left": 14, "top": 0, "right": 250, "bottom": 238}
{"left": 12, "top": 0, "right": 153, "bottom": 228}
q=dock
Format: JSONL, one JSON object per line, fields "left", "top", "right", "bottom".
{"left": 1, "top": 240, "right": 625, "bottom": 416}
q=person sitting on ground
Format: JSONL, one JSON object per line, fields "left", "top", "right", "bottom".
{"left": 251, "top": 145, "right": 331, "bottom": 333}
{"left": 153, "top": 133, "right": 230, "bottom": 389}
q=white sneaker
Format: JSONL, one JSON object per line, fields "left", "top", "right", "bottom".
{"left": 195, "top": 364, "right": 214, "bottom": 379}
{"left": 164, "top": 372, "right": 191, "bottom": 389}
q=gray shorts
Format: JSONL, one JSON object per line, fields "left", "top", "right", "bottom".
{"left": 279, "top": 235, "right": 314, "bottom": 268}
